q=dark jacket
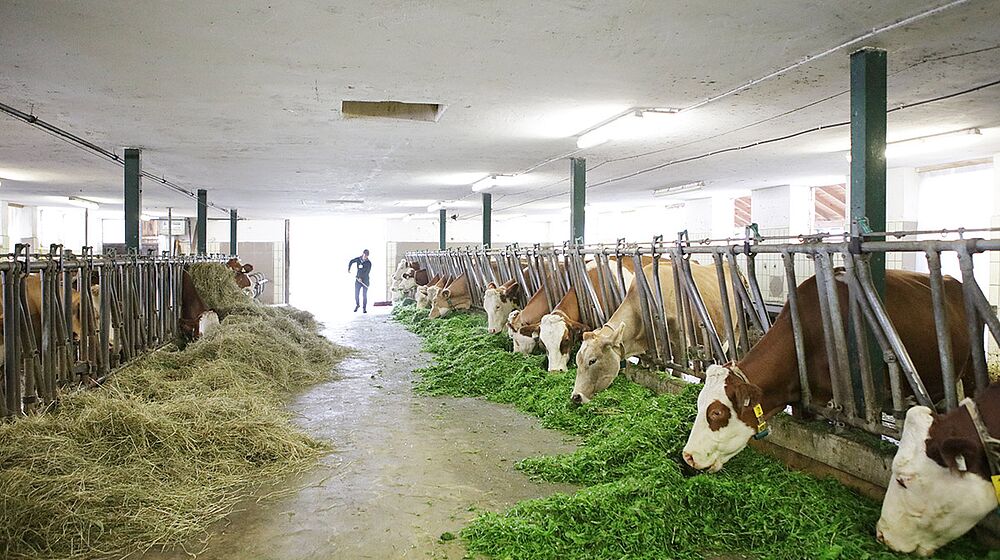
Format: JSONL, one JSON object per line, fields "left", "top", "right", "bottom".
{"left": 349, "top": 256, "right": 372, "bottom": 284}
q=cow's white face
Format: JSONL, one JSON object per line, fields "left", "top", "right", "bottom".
{"left": 415, "top": 286, "right": 431, "bottom": 309}
{"left": 877, "top": 406, "right": 996, "bottom": 556}
{"left": 198, "top": 310, "right": 220, "bottom": 339}
{"left": 539, "top": 314, "right": 571, "bottom": 372}
{"left": 507, "top": 310, "right": 538, "bottom": 354}
{"left": 682, "top": 365, "right": 756, "bottom": 473}
{"left": 571, "top": 323, "right": 626, "bottom": 404}
{"left": 483, "top": 288, "right": 516, "bottom": 334}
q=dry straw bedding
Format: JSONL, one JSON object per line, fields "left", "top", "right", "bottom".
{"left": 0, "top": 263, "right": 349, "bottom": 559}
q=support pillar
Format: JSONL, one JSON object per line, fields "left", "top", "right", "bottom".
{"left": 439, "top": 208, "right": 447, "bottom": 250}
{"left": 229, "top": 209, "right": 238, "bottom": 256}
{"left": 196, "top": 189, "right": 207, "bottom": 255}
{"left": 124, "top": 148, "right": 142, "bottom": 252}
{"left": 850, "top": 47, "right": 887, "bottom": 291}
{"left": 570, "top": 157, "right": 585, "bottom": 243}
{"left": 482, "top": 193, "right": 492, "bottom": 248}
{"left": 850, "top": 47, "right": 887, "bottom": 405}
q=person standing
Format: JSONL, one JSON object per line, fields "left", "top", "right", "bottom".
{"left": 348, "top": 249, "right": 372, "bottom": 313}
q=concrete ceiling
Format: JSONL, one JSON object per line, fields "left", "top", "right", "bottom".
{"left": 1, "top": 0, "right": 998, "bottom": 221}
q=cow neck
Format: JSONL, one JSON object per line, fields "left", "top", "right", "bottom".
{"left": 733, "top": 336, "right": 800, "bottom": 419}
{"left": 607, "top": 292, "right": 646, "bottom": 358}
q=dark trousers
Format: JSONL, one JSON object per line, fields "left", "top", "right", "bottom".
{"left": 355, "top": 278, "right": 368, "bottom": 309}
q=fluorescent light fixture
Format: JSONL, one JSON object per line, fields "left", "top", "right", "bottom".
{"left": 402, "top": 213, "right": 415, "bottom": 222}
{"left": 844, "top": 128, "right": 982, "bottom": 162}
{"left": 576, "top": 107, "right": 681, "bottom": 150}
{"left": 66, "top": 196, "right": 100, "bottom": 210}
{"left": 393, "top": 199, "right": 437, "bottom": 207}
{"left": 140, "top": 213, "right": 155, "bottom": 221}
{"left": 471, "top": 174, "right": 497, "bottom": 192}
{"left": 325, "top": 199, "right": 365, "bottom": 205}
{"left": 427, "top": 202, "right": 445, "bottom": 212}
{"left": 652, "top": 181, "right": 705, "bottom": 197}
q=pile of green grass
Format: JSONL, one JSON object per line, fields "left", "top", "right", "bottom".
{"left": 392, "top": 304, "right": 987, "bottom": 560}
{"left": 0, "top": 267, "right": 349, "bottom": 560}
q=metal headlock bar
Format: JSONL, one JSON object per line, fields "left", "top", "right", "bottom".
{"left": 407, "top": 226, "right": 1000, "bottom": 440}
{"left": 0, "top": 249, "right": 226, "bottom": 419}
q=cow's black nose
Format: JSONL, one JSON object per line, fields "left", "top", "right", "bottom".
{"left": 571, "top": 393, "right": 583, "bottom": 405}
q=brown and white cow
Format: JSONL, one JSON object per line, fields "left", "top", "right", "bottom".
{"left": 429, "top": 273, "right": 472, "bottom": 319}
{"left": 538, "top": 259, "right": 637, "bottom": 372}
{"left": 416, "top": 274, "right": 445, "bottom": 309}
{"left": 226, "top": 258, "right": 253, "bottom": 290}
{"left": 506, "top": 287, "right": 551, "bottom": 354}
{"left": 682, "top": 269, "right": 972, "bottom": 473}
{"left": 876, "top": 384, "right": 1000, "bottom": 556}
{"left": 179, "top": 269, "right": 220, "bottom": 340}
{"left": 483, "top": 279, "right": 522, "bottom": 334}
{"left": 572, "top": 260, "right": 738, "bottom": 403}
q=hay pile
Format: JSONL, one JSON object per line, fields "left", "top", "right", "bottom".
{"left": 0, "top": 263, "right": 350, "bottom": 560}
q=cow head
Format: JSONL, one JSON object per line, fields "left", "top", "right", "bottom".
{"left": 483, "top": 283, "right": 520, "bottom": 334}
{"left": 507, "top": 309, "right": 539, "bottom": 354}
{"left": 226, "top": 258, "right": 242, "bottom": 272}
{"left": 876, "top": 406, "right": 996, "bottom": 556}
{"left": 571, "top": 322, "right": 626, "bottom": 404}
{"left": 681, "top": 365, "right": 759, "bottom": 472}
{"left": 415, "top": 286, "right": 431, "bottom": 309}
{"left": 430, "top": 276, "right": 470, "bottom": 319}
{"left": 539, "top": 311, "right": 587, "bottom": 372}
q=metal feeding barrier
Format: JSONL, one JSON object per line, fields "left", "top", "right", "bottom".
{"left": 408, "top": 226, "right": 1000, "bottom": 440}
{"left": 0, "top": 245, "right": 225, "bottom": 419}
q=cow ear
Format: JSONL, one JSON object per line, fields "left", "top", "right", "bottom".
{"left": 441, "top": 288, "right": 451, "bottom": 298}
{"left": 938, "top": 438, "right": 980, "bottom": 473}
{"left": 610, "top": 322, "right": 626, "bottom": 347}
{"left": 729, "top": 381, "right": 763, "bottom": 415}
{"left": 487, "top": 282, "right": 497, "bottom": 290}
{"left": 566, "top": 318, "right": 589, "bottom": 338}
{"left": 582, "top": 330, "right": 596, "bottom": 341}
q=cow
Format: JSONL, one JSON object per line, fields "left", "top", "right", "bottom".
{"left": 483, "top": 279, "right": 522, "bottom": 334}
{"left": 571, "top": 260, "right": 738, "bottom": 404}
{"left": 179, "top": 269, "right": 220, "bottom": 340}
{"left": 506, "top": 287, "right": 552, "bottom": 354}
{"left": 226, "top": 258, "right": 251, "bottom": 287}
{"left": 681, "top": 269, "right": 972, "bottom": 474}
{"left": 429, "top": 273, "right": 472, "bottom": 319}
{"left": 876, "top": 384, "right": 1000, "bottom": 556}
{"left": 416, "top": 274, "right": 446, "bottom": 309}
{"left": 0, "top": 274, "right": 87, "bottom": 367}
{"left": 538, "top": 259, "right": 637, "bottom": 372}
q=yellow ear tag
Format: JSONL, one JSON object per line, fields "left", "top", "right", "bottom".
{"left": 992, "top": 475, "right": 1000, "bottom": 504}
{"left": 752, "top": 404, "right": 767, "bottom": 432}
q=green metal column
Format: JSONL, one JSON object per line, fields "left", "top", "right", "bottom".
{"left": 124, "top": 148, "right": 142, "bottom": 252}
{"left": 850, "top": 47, "right": 887, "bottom": 290}
{"left": 197, "top": 189, "right": 208, "bottom": 255}
{"left": 850, "top": 47, "right": 887, "bottom": 407}
{"left": 229, "top": 209, "right": 238, "bottom": 256}
{"left": 570, "top": 157, "right": 586, "bottom": 244}
{"left": 482, "top": 193, "right": 492, "bottom": 248}
{"left": 439, "top": 208, "right": 447, "bottom": 250}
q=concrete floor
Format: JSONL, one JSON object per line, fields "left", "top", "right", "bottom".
{"left": 144, "top": 305, "right": 578, "bottom": 560}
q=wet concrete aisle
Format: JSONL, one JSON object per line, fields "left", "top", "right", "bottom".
{"left": 147, "top": 307, "right": 578, "bottom": 560}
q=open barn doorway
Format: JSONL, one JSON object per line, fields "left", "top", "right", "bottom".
{"left": 289, "top": 216, "right": 388, "bottom": 321}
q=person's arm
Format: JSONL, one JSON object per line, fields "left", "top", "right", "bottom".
{"left": 348, "top": 257, "right": 357, "bottom": 273}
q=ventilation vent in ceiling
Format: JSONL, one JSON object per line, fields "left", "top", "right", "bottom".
{"left": 341, "top": 100, "right": 445, "bottom": 122}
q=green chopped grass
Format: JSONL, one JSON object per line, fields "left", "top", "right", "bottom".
{"left": 392, "top": 304, "right": 988, "bottom": 560}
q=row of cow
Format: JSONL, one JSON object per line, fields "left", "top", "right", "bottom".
{"left": 0, "top": 258, "right": 265, "bottom": 386}
{"left": 393, "top": 254, "right": 998, "bottom": 556}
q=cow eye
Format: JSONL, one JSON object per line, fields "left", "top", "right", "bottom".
{"left": 588, "top": 358, "right": 597, "bottom": 366}
{"left": 895, "top": 477, "right": 908, "bottom": 489}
